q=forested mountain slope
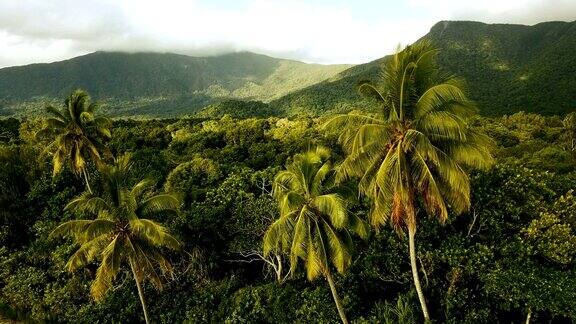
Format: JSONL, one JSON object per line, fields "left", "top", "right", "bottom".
{"left": 273, "top": 20, "right": 576, "bottom": 116}
{"left": 0, "top": 51, "right": 349, "bottom": 116}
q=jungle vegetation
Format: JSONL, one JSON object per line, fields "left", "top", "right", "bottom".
{"left": 1, "top": 42, "right": 576, "bottom": 324}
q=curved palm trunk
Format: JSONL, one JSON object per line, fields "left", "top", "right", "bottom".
{"left": 408, "top": 226, "right": 430, "bottom": 322}
{"left": 325, "top": 270, "right": 349, "bottom": 324}
{"left": 82, "top": 168, "right": 92, "bottom": 194}
{"left": 525, "top": 308, "right": 532, "bottom": 324}
{"left": 275, "top": 254, "right": 283, "bottom": 283}
{"left": 130, "top": 260, "right": 150, "bottom": 324}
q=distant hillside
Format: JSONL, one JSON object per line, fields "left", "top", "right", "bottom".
{"left": 0, "top": 51, "right": 350, "bottom": 117}
{"left": 195, "top": 99, "right": 279, "bottom": 119}
{"left": 273, "top": 20, "right": 576, "bottom": 116}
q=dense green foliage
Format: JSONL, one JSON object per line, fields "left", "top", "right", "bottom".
{"left": 1, "top": 107, "right": 576, "bottom": 322}
{"left": 1, "top": 26, "right": 575, "bottom": 321}
{"left": 196, "top": 99, "right": 280, "bottom": 119}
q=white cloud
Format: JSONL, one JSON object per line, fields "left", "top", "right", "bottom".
{"left": 408, "top": 0, "right": 576, "bottom": 24}
{"left": 105, "top": 0, "right": 432, "bottom": 64}
{"left": 407, "top": 0, "right": 535, "bottom": 15}
{"left": 0, "top": 0, "right": 573, "bottom": 68}
{"left": 0, "top": 31, "right": 84, "bottom": 68}
{"left": 0, "top": 0, "right": 436, "bottom": 67}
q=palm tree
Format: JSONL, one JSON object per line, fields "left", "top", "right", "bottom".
{"left": 324, "top": 41, "right": 493, "bottom": 321}
{"left": 562, "top": 112, "right": 576, "bottom": 151}
{"left": 37, "top": 89, "right": 111, "bottom": 193}
{"left": 263, "top": 147, "right": 370, "bottom": 324}
{"left": 51, "top": 154, "right": 181, "bottom": 324}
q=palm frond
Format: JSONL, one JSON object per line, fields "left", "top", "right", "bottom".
{"left": 273, "top": 171, "right": 302, "bottom": 198}
{"left": 80, "top": 111, "right": 95, "bottom": 123}
{"left": 50, "top": 220, "right": 93, "bottom": 238}
{"left": 310, "top": 161, "right": 332, "bottom": 196}
{"left": 44, "top": 117, "right": 67, "bottom": 130}
{"left": 83, "top": 219, "right": 117, "bottom": 242}
{"left": 52, "top": 148, "right": 67, "bottom": 176}
{"left": 278, "top": 191, "right": 305, "bottom": 217}
{"left": 130, "top": 218, "right": 181, "bottom": 250}
{"left": 313, "top": 194, "right": 347, "bottom": 229}
{"left": 263, "top": 211, "right": 296, "bottom": 255}
{"left": 289, "top": 207, "right": 310, "bottom": 273}
{"left": 65, "top": 233, "right": 111, "bottom": 271}
{"left": 45, "top": 105, "right": 68, "bottom": 122}
{"left": 321, "top": 220, "right": 352, "bottom": 274}
{"left": 322, "top": 113, "right": 384, "bottom": 135}
{"left": 65, "top": 192, "right": 109, "bottom": 214}
{"left": 358, "top": 81, "right": 387, "bottom": 103}
{"left": 348, "top": 214, "right": 371, "bottom": 239}
{"left": 137, "top": 194, "right": 180, "bottom": 216}
{"left": 90, "top": 235, "right": 123, "bottom": 301}
{"left": 131, "top": 178, "right": 155, "bottom": 199}
{"left": 305, "top": 232, "right": 324, "bottom": 280}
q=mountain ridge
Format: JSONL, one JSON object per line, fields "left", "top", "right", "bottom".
{"left": 1, "top": 20, "right": 575, "bottom": 117}
{"left": 0, "top": 51, "right": 351, "bottom": 116}
{"left": 272, "top": 19, "right": 576, "bottom": 116}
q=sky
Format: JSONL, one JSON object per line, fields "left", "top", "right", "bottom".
{"left": 0, "top": 0, "right": 574, "bottom": 68}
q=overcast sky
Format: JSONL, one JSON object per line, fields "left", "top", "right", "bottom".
{"left": 0, "top": 0, "right": 574, "bottom": 68}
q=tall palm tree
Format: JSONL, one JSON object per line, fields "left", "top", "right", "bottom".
{"left": 38, "top": 89, "right": 111, "bottom": 193}
{"left": 324, "top": 41, "right": 493, "bottom": 321}
{"left": 562, "top": 112, "right": 576, "bottom": 151}
{"left": 51, "top": 154, "right": 181, "bottom": 324}
{"left": 263, "top": 147, "right": 370, "bottom": 324}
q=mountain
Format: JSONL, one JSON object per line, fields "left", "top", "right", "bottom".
{"left": 272, "top": 20, "right": 576, "bottom": 116}
{"left": 1, "top": 20, "right": 575, "bottom": 117}
{"left": 0, "top": 51, "right": 350, "bottom": 117}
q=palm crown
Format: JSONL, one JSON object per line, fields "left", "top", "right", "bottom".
{"left": 263, "top": 146, "right": 369, "bottom": 280}
{"left": 38, "top": 89, "right": 111, "bottom": 191}
{"left": 325, "top": 40, "right": 493, "bottom": 230}
{"left": 51, "top": 153, "right": 181, "bottom": 301}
